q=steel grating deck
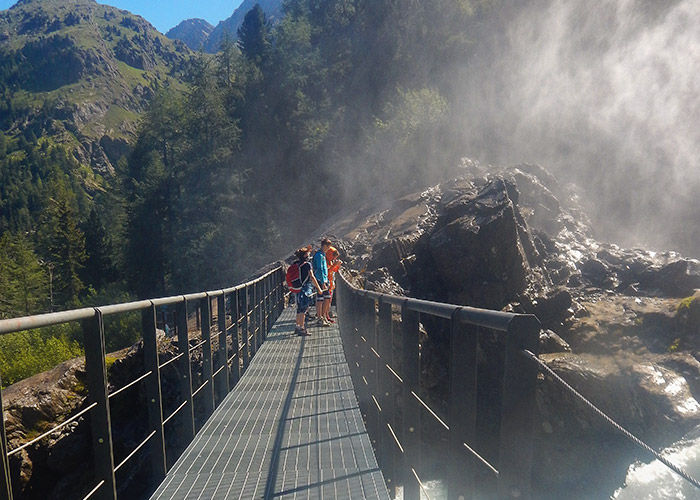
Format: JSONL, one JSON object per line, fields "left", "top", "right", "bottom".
{"left": 150, "top": 306, "right": 390, "bottom": 500}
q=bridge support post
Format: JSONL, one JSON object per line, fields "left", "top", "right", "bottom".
{"left": 240, "top": 288, "right": 250, "bottom": 372}
{"left": 401, "top": 303, "right": 421, "bottom": 500}
{"left": 176, "top": 300, "right": 196, "bottom": 442}
{"left": 257, "top": 280, "right": 264, "bottom": 346}
{"left": 200, "top": 297, "right": 215, "bottom": 419}
{"left": 232, "top": 289, "right": 243, "bottom": 383}
{"left": 1, "top": 374, "right": 14, "bottom": 500}
{"left": 248, "top": 284, "right": 257, "bottom": 359}
{"left": 217, "top": 294, "right": 230, "bottom": 401}
{"left": 447, "top": 313, "right": 478, "bottom": 500}
{"left": 377, "top": 299, "right": 397, "bottom": 498}
{"left": 359, "top": 295, "right": 380, "bottom": 462}
{"left": 142, "top": 304, "right": 167, "bottom": 483}
{"left": 264, "top": 275, "right": 271, "bottom": 339}
{"left": 497, "top": 315, "right": 540, "bottom": 500}
{"left": 82, "top": 310, "right": 117, "bottom": 500}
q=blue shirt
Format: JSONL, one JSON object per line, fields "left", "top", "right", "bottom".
{"left": 312, "top": 250, "right": 328, "bottom": 285}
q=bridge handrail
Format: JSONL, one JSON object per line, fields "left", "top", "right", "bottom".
{"left": 1, "top": 266, "right": 286, "bottom": 500}
{"left": 0, "top": 267, "right": 281, "bottom": 336}
{"left": 336, "top": 271, "right": 540, "bottom": 500}
{"left": 338, "top": 272, "right": 700, "bottom": 499}
{"left": 351, "top": 287, "right": 516, "bottom": 330}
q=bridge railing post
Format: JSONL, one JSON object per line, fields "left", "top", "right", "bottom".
{"left": 176, "top": 300, "right": 196, "bottom": 442}
{"left": 447, "top": 313, "right": 478, "bottom": 500}
{"left": 377, "top": 299, "right": 397, "bottom": 497}
{"left": 240, "top": 287, "right": 250, "bottom": 372}
{"left": 82, "top": 310, "right": 118, "bottom": 500}
{"left": 277, "top": 269, "right": 285, "bottom": 317}
{"left": 231, "top": 289, "right": 241, "bottom": 386}
{"left": 200, "top": 296, "right": 215, "bottom": 419}
{"left": 249, "top": 284, "right": 257, "bottom": 359}
{"left": 264, "top": 275, "right": 271, "bottom": 339}
{"left": 400, "top": 302, "right": 421, "bottom": 500}
{"left": 358, "top": 295, "right": 380, "bottom": 461}
{"left": 257, "top": 280, "right": 264, "bottom": 346}
{"left": 217, "top": 294, "right": 230, "bottom": 401}
{"left": 497, "top": 315, "right": 541, "bottom": 500}
{"left": 142, "top": 304, "right": 167, "bottom": 484}
{"left": 1, "top": 374, "right": 14, "bottom": 500}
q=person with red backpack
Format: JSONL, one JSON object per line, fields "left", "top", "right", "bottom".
{"left": 288, "top": 247, "right": 322, "bottom": 336}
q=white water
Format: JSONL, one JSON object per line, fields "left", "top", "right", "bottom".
{"left": 614, "top": 427, "right": 700, "bottom": 499}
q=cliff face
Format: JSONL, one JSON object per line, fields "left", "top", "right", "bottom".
{"left": 319, "top": 158, "right": 700, "bottom": 498}
{"left": 0, "top": 0, "right": 193, "bottom": 175}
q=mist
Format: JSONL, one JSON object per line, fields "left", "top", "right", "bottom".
{"left": 455, "top": 0, "right": 700, "bottom": 258}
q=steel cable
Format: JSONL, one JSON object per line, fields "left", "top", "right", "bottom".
{"left": 522, "top": 349, "right": 700, "bottom": 491}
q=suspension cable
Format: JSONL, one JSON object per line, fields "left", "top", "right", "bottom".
{"left": 522, "top": 349, "right": 700, "bottom": 491}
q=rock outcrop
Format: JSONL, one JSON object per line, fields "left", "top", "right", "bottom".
{"left": 320, "top": 158, "right": 700, "bottom": 499}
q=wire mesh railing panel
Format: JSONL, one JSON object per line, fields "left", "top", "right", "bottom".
{"left": 0, "top": 267, "right": 286, "bottom": 500}
{"left": 336, "top": 273, "right": 539, "bottom": 500}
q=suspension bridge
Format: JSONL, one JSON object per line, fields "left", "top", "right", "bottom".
{"left": 1, "top": 266, "right": 698, "bottom": 500}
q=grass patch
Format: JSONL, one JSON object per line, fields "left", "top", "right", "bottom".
{"left": 678, "top": 296, "right": 698, "bottom": 312}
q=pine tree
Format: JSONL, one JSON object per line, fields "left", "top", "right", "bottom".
{"left": 39, "top": 178, "right": 86, "bottom": 309}
{"left": 82, "top": 208, "right": 117, "bottom": 290}
{"left": 238, "top": 5, "right": 271, "bottom": 64}
{"left": 0, "top": 232, "right": 48, "bottom": 318}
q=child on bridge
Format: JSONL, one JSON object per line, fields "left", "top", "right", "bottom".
{"left": 294, "top": 247, "right": 322, "bottom": 336}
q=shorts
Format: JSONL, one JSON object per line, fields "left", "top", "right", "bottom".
{"left": 316, "top": 286, "right": 331, "bottom": 302}
{"left": 297, "top": 292, "right": 313, "bottom": 314}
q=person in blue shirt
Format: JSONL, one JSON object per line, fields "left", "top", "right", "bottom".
{"left": 312, "top": 238, "right": 332, "bottom": 326}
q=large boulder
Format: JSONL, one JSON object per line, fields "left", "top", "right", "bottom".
{"left": 429, "top": 178, "right": 533, "bottom": 309}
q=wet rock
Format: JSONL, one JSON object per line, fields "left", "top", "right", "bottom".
{"left": 429, "top": 178, "right": 530, "bottom": 309}
{"left": 539, "top": 329, "right": 572, "bottom": 354}
{"left": 532, "top": 353, "right": 700, "bottom": 499}
{"left": 530, "top": 287, "right": 573, "bottom": 330}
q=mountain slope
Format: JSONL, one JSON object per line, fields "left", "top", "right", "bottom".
{"left": 0, "top": 0, "right": 193, "bottom": 174}
{"left": 204, "top": 0, "right": 282, "bottom": 53}
{"left": 165, "top": 18, "right": 213, "bottom": 51}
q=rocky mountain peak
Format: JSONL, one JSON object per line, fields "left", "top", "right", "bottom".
{"left": 165, "top": 18, "right": 213, "bottom": 51}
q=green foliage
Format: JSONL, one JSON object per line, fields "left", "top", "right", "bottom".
{"left": 0, "top": 325, "right": 84, "bottom": 388}
{"left": 38, "top": 176, "right": 87, "bottom": 309}
{"left": 238, "top": 5, "right": 272, "bottom": 63}
{"left": 678, "top": 296, "right": 698, "bottom": 312}
{"left": 0, "top": 0, "right": 493, "bottom": 322}
{"left": 81, "top": 285, "right": 142, "bottom": 352}
{"left": 0, "top": 232, "right": 48, "bottom": 318}
{"left": 668, "top": 337, "right": 681, "bottom": 353}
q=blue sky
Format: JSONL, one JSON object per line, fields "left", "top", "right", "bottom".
{"left": 0, "top": 0, "right": 245, "bottom": 33}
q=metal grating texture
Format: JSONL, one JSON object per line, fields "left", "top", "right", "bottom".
{"left": 150, "top": 306, "right": 390, "bottom": 500}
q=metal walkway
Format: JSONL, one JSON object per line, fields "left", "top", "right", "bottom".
{"left": 150, "top": 306, "right": 390, "bottom": 500}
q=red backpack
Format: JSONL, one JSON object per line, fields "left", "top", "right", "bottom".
{"left": 285, "top": 261, "right": 305, "bottom": 292}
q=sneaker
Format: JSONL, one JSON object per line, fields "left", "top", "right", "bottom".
{"left": 297, "top": 328, "right": 311, "bottom": 336}
{"left": 317, "top": 317, "right": 331, "bottom": 326}
{"left": 325, "top": 318, "right": 335, "bottom": 324}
